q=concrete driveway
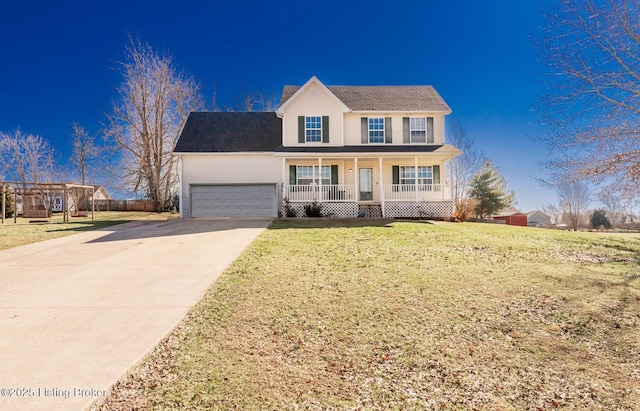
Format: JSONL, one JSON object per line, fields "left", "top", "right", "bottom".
{"left": 0, "top": 218, "right": 271, "bottom": 411}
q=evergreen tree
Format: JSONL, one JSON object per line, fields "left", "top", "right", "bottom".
{"left": 3, "top": 186, "right": 14, "bottom": 218}
{"left": 590, "top": 209, "right": 611, "bottom": 230}
{"left": 469, "top": 161, "right": 515, "bottom": 218}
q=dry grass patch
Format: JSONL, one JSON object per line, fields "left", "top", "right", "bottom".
{"left": 0, "top": 212, "right": 172, "bottom": 250}
{"left": 97, "top": 220, "right": 640, "bottom": 410}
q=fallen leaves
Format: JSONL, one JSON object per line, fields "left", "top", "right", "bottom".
{"left": 93, "top": 222, "right": 640, "bottom": 410}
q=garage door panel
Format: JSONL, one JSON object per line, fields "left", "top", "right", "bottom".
{"left": 191, "top": 185, "right": 277, "bottom": 218}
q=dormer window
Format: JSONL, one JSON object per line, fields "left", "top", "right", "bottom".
{"left": 368, "top": 118, "right": 385, "bottom": 143}
{"left": 305, "top": 116, "right": 322, "bottom": 143}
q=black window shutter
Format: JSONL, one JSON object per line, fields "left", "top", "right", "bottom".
{"left": 331, "top": 165, "right": 338, "bottom": 184}
{"left": 403, "top": 117, "right": 410, "bottom": 143}
{"left": 392, "top": 166, "right": 400, "bottom": 184}
{"left": 322, "top": 116, "right": 329, "bottom": 143}
{"left": 298, "top": 116, "right": 305, "bottom": 143}
{"left": 433, "top": 165, "right": 440, "bottom": 184}
{"left": 427, "top": 117, "right": 434, "bottom": 143}
{"left": 361, "top": 117, "right": 368, "bottom": 144}
{"left": 385, "top": 117, "right": 392, "bottom": 143}
{"left": 289, "top": 165, "right": 297, "bottom": 185}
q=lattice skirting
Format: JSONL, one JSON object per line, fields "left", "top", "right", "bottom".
{"left": 384, "top": 201, "right": 453, "bottom": 218}
{"left": 282, "top": 201, "right": 452, "bottom": 218}
{"left": 282, "top": 202, "right": 359, "bottom": 218}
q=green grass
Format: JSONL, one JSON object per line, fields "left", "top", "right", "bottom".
{"left": 98, "top": 220, "right": 640, "bottom": 410}
{"left": 0, "top": 211, "right": 172, "bottom": 250}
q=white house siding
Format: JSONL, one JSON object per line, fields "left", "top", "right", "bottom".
{"left": 180, "top": 154, "right": 281, "bottom": 218}
{"left": 281, "top": 78, "right": 345, "bottom": 146}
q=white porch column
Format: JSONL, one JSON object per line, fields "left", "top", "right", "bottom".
{"left": 281, "top": 157, "right": 286, "bottom": 202}
{"left": 354, "top": 157, "right": 359, "bottom": 202}
{"left": 450, "top": 158, "right": 455, "bottom": 215}
{"left": 414, "top": 157, "right": 419, "bottom": 201}
{"left": 379, "top": 157, "right": 384, "bottom": 217}
{"left": 318, "top": 157, "right": 323, "bottom": 202}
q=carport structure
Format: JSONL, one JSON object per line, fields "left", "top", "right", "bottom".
{"left": 1, "top": 182, "right": 96, "bottom": 223}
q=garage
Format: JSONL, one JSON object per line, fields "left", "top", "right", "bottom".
{"left": 190, "top": 184, "right": 278, "bottom": 218}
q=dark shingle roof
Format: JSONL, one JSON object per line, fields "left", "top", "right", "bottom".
{"left": 174, "top": 112, "right": 282, "bottom": 153}
{"left": 279, "top": 85, "right": 451, "bottom": 112}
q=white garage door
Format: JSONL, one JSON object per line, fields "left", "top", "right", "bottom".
{"left": 191, "top": 184, "right": 277, "bottom": 217}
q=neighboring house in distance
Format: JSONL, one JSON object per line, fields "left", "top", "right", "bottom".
{"left": 52, "top": 185, "right": 110, "bottom": 212}
{"left": 493, "top": 207, "right": 528, "bottom": 227}
{"left": 621, "top": 214, "right": 639, "bottom": 227}
{"left": 527, "top": 210, "right": 551, "bottom": 228}
{"left": 174, "top": 76, "right": 462, "bottom": 218}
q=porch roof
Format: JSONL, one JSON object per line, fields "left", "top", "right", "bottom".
{"left": 273, "top": 144, "right": 461, "bottom": 157}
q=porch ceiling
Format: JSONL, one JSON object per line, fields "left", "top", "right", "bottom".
{"left": 274, "top": 145, "right": 442, "bottom": 154}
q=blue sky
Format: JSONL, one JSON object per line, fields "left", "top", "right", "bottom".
{"left": 0, "top": 0, "right": 556, "bottom": 211}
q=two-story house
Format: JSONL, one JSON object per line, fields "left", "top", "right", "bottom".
{"left": 174, "top": 76, "right": 462, "bottom": 218}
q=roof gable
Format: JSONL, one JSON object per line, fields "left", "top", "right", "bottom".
{"left": 278, "top": 77, "right": 451, "bottom": 113}
{"left": 276, "top": 76, "right": 349, "bottom": 115}
{"left": 174, "top": 112, "right": 282, "bottom": 153}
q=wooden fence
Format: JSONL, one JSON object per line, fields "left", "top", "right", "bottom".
{"left": 93, "top": 199, "right": 155, "bottom": 212}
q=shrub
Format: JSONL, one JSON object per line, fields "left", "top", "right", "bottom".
{"left": 303, "top": 201, "right": 323, "bottom": 218}
{"left": 590, "top": 208, "right": 611, "bottom": 230}
{"left": 282, "top": 198, "right": 297, "bottom": 217}
{"left": 455, "top": 198, "right": 479, "bottom": 222}
{"left": 3, "top": 187, "right": 14, "bottom": 218}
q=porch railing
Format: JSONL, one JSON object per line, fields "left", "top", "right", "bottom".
{"left": 381, "top": 184, "right": 448, "bottom": 201}
{"left": 283, "top": 184, "right": 449, "bottom": 202}
{"left": 284, "top": 184, "right": 357, "bottom": 202}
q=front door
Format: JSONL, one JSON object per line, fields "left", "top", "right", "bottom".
{"left": 359, "top": 168, "right": 373, "bottom": 201}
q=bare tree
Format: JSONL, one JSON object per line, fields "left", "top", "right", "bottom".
{"left": 542, "top": 202, "right": 563, "bottom": 226}
{"left": 599, "top": 187, "right": 630, "bottom": 228}
{"left": 105, "top": 38, "right": 202, "bottom": 211}
{"left": 226, "top": 84, "right": 279, "bottom": 112}
{"left": 535, "top": 0, "right": 640, "bottom": 203}
{"left": 447, "top": 121, "right": 487, "bottom": 201}
{"left": 70, "top": 123, "right": 101, "bottom": 185}
{"left": 556, "top": 181, "right": 591, "bottom": 231}
{"left": 0, "top": 129, "right": 54, "bottom": 187}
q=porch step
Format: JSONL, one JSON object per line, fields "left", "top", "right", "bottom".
{"left": 359, "top": 204, "right": 382, "bottom": 218}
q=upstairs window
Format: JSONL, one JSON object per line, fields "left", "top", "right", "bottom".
{"left": 305, "top": 116, "right": 322, "bottom": 143}
{"left": 368, "top": 117, "right": 385, "bottom": 143}
{"left": 403, "top": 116, "right": 434, "bottom": 143}
{"left": 410, "top": 117, "right": 426, "bottom": 143}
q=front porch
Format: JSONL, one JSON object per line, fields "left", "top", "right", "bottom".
{"left": 280, "top": 155, "right": 456, "bottom": 218}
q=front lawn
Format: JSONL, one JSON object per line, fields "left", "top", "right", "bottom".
{"left": 98, "top": 220, "right": 640, "bottom": 410}
{"left": 0, "top": 212, "right": 172, "bottom": 250}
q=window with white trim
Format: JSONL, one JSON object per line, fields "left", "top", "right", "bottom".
{"left": 296, "top": 165, "right": 331, "bottom": 185}
{"left": 305, "top": 116, "right": 322, "bottom": 143}
{"left": 368, "top": 117, "right": 385, "bottom": 143}
{"left": 400, "top": 166, "right": 433, "bottom": 185}
{"left": 410, "top": 117, "right": 426, "bottom": 143}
